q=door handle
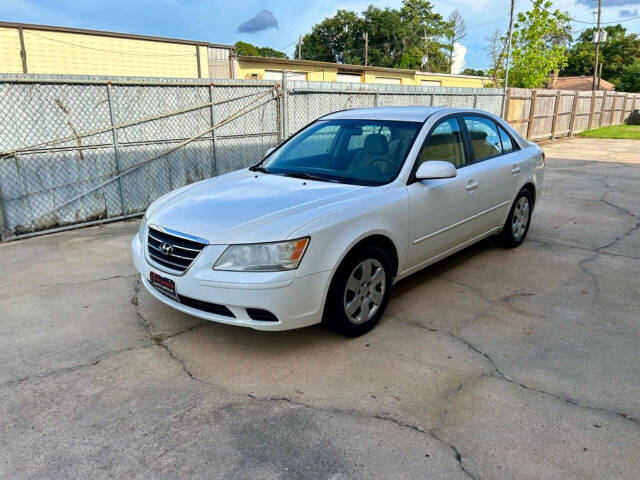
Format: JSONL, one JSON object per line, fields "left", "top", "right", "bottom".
{"left": 465, "top": 180, "right": 478, "bottom": 191}
{"left": 511, "top": 165, "right": 521, "bottom": 174}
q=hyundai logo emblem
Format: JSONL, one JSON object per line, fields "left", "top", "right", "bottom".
{"left": 160, "top": 242, "right": 174, "bottom": 256}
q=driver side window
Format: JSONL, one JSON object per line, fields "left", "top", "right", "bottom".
{"left": 416, "top": 118, "right": 466, "bottom": 169}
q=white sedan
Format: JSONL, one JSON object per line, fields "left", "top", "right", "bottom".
{"left": 132, "top": 106, "right": 544, "bottom": 336}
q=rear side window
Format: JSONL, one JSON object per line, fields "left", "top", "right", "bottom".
{"left": 463, "top": 116, "right": 502, "bottom": 162}
{"left": 417, "top": 118, "right": 466, "bottom": 168}
{"left": 497, "top": 125, "right": 514, "bottom": 153}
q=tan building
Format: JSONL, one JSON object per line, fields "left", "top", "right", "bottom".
{"left": 0, "top": 21, "right": 233, "bottom": 78}
{"left": 236, "top": 56, "right": 489, "bottom": 88}
{"left": 547, "top": 75, "right": 615, "bottom": 91}
{"left": 0, "top": 21, "right": 487, "bottom": 88}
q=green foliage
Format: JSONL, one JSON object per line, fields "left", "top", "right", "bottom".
{"left": 564, "top": 25, "right": 640, "bottom": 92}
{"left": 616, "top": 59, "right": 640, "bottom": 93}
{"left": 258, "top": 47, "right": 288, "bottom": 59}
{"left": 234, "top": 41, "right": 287, "bottom": 59}
{"left": 461, "top": 68, "right": 485, "bottom": 76}
{"left": 234, "top": 41, "right": 259, "bottom": 57}
{"left": 298, "top": 0, "right": 451, "bottom": 72}
{"left": 509, "top": 0, "right": 571, "bottom": 88}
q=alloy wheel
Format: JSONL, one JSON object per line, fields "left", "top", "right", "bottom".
{"left": 343, "top": 259, "right": 386, "bottom": 324}
{"left": 511, "top": 196, "right": 530, "bottom": 241}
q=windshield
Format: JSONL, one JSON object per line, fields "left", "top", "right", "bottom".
{"left": 257, "top": 119, "right": 422, "bottom": 186}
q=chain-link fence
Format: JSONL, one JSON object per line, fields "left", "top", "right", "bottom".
{"left": 4, "top": 73, "right": 634, "bottom": 241}
{"left": 0, "top": 75, "right": 281, "bottom": 240}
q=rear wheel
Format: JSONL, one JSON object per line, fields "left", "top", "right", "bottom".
{"left": 323, "top": 245, "right": 393, "bottom": 337}
{"left": 500, "top": 189, "right": 533, "bottom": 248}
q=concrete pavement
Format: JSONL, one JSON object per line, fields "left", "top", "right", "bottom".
{"left": 1, "top": 137, "right": 639, "bottom": 479}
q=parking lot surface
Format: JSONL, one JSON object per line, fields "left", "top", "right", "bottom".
{"left": 1, "top": 137, "right": 639, "bottom": 479}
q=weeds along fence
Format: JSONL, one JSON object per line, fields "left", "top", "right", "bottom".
{"left": 0, "top": 73, "right": 637, "bottom": 241}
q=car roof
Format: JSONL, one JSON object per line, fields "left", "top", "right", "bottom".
{"left": 321, "top": 106, "right": 446, "bottom": 123}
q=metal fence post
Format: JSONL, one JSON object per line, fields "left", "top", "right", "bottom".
{"left": 569, "top": 91, "right": 579, "bottom": 136}
{"left": 106, "top": 83, "right": 127, "bottom": 215}
{"left": 550, "top": 90, "right": 561, "bottom": 140}
{"left": 208, "top": 84, "right": 218, "bottom": 177}
{"left": 0, "top": 186, "right": 8, "bottom": 242}
{"left": 526, "top": 90, "right": 537, "bottom": 140}
{"left": 281, "top": 71, "right": 288, "bottom": 141}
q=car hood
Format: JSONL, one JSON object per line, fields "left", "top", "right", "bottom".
{"left": 147, "top": 169, "right": 371, "bottom": 244}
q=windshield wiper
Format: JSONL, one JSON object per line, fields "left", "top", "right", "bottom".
{"left": 249, "top": 165, "right": 270, "bottom": 173}
{"left": 280, "top": 172, "right": 340, "bottom": 183}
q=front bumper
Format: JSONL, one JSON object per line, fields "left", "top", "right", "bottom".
{"left": 131, "top": 233, "right": 331, "bottom": 331}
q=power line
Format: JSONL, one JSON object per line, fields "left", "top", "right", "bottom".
{"left": 525, "top": 0, "right": 640, "bottom": 25}
{"left": 24, "top": 30, "right": 200, "bottom": 57}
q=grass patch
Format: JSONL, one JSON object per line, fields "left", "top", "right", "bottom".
{"left": 580, "top": 124, "right": 640, "bottom": 139}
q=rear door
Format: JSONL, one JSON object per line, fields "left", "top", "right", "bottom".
{"left": 460, "top": 115, "right": 516, "bottom": 231}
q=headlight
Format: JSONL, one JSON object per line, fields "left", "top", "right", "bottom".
{"left": 213, "top": 238, "right": 309, "bottom": 272}
{"left": 138, "top": 213, "right": 147, "bottom": 240}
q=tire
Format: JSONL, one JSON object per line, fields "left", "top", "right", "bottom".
{"left": 323, "top": 245, "right": 393, "bottom": 337}
{"left": 500, "top": 188, "right": 533, "bottom": 248}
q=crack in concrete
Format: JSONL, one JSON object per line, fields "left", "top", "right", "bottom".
{"left": 246, "top": 394, "right": 478, "bottom": 480}
{"left": 596, "top": 180, "right": 640, "bottom": 253}
{"left": 389, "top": 313, "right": 640, "bottom": 429}
{"left": 131, "top": 264, "right": 640, "bottom": 480}
{"left": 528, "top": 237, "right": 640, "bottom": 261}
{"left": 0, "top": 344, "right": 149, "bottom": 390}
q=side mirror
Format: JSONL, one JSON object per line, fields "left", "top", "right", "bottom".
{"left": 264, "top": 146, "right": 276, "bottom": 157}
{"left": 415, "top": 161, "right": 457, "bottom": 180}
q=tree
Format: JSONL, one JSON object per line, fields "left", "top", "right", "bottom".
{"left": 616, "top": 59, "right": 640, "bottom": 92}
{"left": 298, "top": 10, "right": 365, "bottom": 64}
{"left": 234, "top": 41, "right": 288, "bottom": 59}
{"left": 508, "top": 0, "right": 571, "bottom": 88}
{"left": 234, "top": 41, "right": 259, "bottom": 57}
{"left": 564, "top": 25, "right": 640, "bottom": 91}
{"left": 258, "top": 47, "right": 288, "bottom": 59}
{"left": 445, "top": 10, "right": 467, "bottom": 73}
{"left": 461, "top": 68, "right": 485, "bottom": 76}
{"left": 485, "top": 29, "right": 507, "bottom": 87}
{"left": 399, "top": 0, "right": 450, "bottom": 71}
{"left": 298, "top": 0, "right": 451, "bottom": 72}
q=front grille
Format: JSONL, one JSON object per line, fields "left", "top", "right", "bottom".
{"left": 147, "top": 226, "right": 206, "bottom": 273}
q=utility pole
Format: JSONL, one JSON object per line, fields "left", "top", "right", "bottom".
{"left": 298, "top": 34, "right": 302, "bottom": 61}
{"left": 597, "top": 62, "right": 602, "bottom": 89}
{"left": 592, "top": 0, "right": 601, "bottom": 90}
{"left": 423, "top": 28, "right": 429, "bottom": 70}
{"left": 503, "top": 0, "right": 515, "bottom": 117}
{"left": 364, "top": 32, "right": 368, "bottom": 66}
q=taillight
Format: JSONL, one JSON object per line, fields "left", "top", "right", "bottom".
{"left": 542, "top": 151, "right": 546, "bottom": 166}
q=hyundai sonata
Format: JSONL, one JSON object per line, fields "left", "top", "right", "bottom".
{"left": 131, "top": 106, "right": 544, "bottom": 336}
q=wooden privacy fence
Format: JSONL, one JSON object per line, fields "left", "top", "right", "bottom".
{"left": 505, "top": 88, "right": 640, "bottom": 141}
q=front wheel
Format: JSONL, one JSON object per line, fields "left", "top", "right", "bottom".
{"left": 500, "top": 189, "right": 533, "bottom": 248}
{"left": 323, "top": 245, "right": 393, "bottom": 337}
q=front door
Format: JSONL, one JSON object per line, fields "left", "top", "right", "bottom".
{"left": 406, "top": 116, "right": 489, "bottom": 270}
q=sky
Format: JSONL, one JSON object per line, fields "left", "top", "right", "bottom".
{"left": 1, "top": 0, "right": 639, "bottom": 72}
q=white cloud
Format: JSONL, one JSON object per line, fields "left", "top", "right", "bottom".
{"left": 451, "top": 42, "right": 467, "bottom": 74}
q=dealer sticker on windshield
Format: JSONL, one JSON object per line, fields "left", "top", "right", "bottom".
{"left": 150, "top": 271, "right": 178, "bottom": 301}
